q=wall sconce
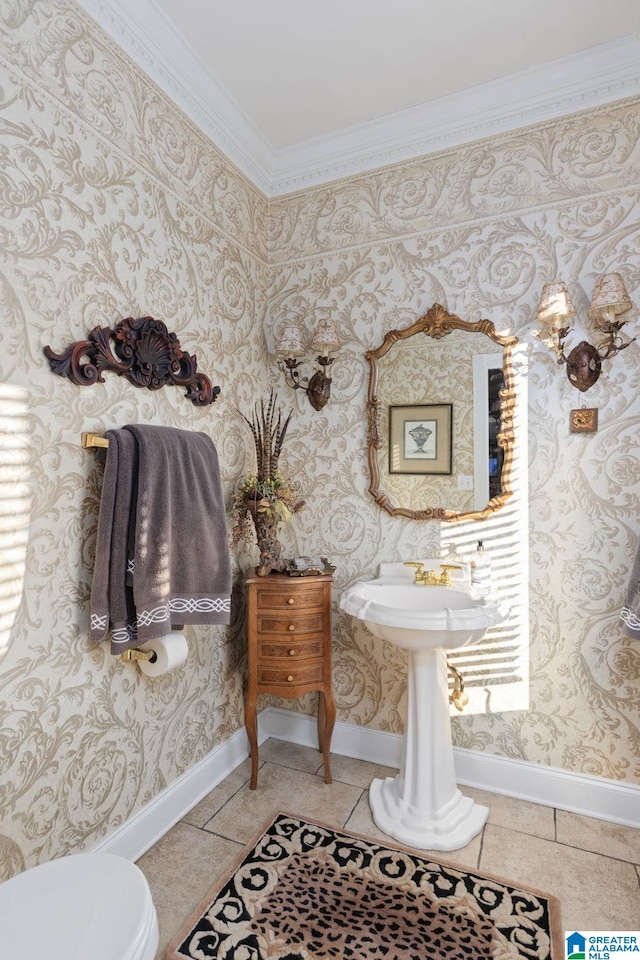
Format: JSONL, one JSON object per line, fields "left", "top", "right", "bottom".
{"left": 535, "top": 272, "right": 635, "bottom": 392}
{"left": 277, "top": 317, "right": 340, "bottom": 411}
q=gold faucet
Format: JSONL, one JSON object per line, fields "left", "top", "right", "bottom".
{"left": 403, "top": 561, "right": 461, "bottom": 586}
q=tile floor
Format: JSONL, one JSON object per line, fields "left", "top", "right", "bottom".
{"left": 138, "top": 738, "right": 640, "bottom": 958}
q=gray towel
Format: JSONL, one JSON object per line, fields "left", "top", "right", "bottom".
{"left": 621, "top": 540, "right": 640, "bottom": 639}
{"left": 90, "top": 429, "right": 137, "bottom": 652}
{"left": 90, "top": 425, "right": 231, "bottom": 653}
{"left": 123, "top": 424, "right": 231, "bottom": 643}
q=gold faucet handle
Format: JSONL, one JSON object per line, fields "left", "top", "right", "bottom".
{"left": 403, "top": 561, "right": 425, "bottom": 583}
{"left": 438, "top": 563, "right": 462, "bottom": 586}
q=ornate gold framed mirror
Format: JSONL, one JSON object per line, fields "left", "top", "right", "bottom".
{"left": 366, "top": 303, "right": 518, "bottom": 522}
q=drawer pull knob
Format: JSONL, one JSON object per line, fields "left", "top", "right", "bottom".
{"left": 288, "top": 649, "right": 296, "bottom": 656}
{"left": 288, "top": 624, "right": 295, "bottom": 631}
{"left": 287, "top": 598, "right": 295, "bottom": 605}
{"left": 287, "top": 674, "right": 294, "bottom": 682}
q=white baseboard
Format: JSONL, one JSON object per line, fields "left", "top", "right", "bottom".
{"left": 94, "top": 706, "right": 640, "bottom": 860}
{"left": 92, "top": 714, "right": 278, "bottom": 861}
{"left": 92, "top": 726, "right": 250, "bottom": 860}
{"left": 263, "top": 706, "right": 640, "bottom": 829}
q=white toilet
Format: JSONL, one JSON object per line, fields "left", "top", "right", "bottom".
{"left": 0, "top": 852, "right": 159, "bottom": 960}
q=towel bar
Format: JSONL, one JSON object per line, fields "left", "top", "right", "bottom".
{"left": 82, "top": 432, "right": 109, "bottom": 449}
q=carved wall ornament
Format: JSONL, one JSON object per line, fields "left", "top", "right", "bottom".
{"left": 44, "top": 316, "right": 220, "bottom": 406}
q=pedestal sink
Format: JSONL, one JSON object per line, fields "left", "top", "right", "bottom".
{"left": 340, "top": 562, "right": 507, "bottom": 851}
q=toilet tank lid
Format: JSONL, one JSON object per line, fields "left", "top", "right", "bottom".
{"left": 0, "top": 853, "right": 156, "bottom": 960}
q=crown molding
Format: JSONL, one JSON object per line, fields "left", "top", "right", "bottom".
{"left": 74, "top": 0, "right": 276, "bottom": 193}
{"left": 270, "top": 36, "right": 640, "bottom": 194}
{"left": 74, "top": 0, "right": 640, "bottom": 197}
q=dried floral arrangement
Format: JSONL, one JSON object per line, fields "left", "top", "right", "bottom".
{"left": 230, "top": 391, "right": 304, "bottom": 575}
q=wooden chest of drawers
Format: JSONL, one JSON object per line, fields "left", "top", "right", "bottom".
{"left": 244, "top": 573, "right": 335, "bottom": 789}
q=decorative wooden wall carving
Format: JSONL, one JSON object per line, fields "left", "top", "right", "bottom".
{"left": 44, "top": 316, "right": 220, "bottom": 406}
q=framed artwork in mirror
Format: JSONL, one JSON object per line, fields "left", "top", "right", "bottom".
{"left": 365, "top": 302, "right": 518, "bottom": 522}
{"left": 389, "top": 403, "right": 452, "bottom": 475}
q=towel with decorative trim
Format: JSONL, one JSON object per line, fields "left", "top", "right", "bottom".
{"left": 90, "top": 429, "right": 138, "bottom": 653}
{"left": 620, "top": 539, "right": 640, "bottom": 639}
{"left": 123, "top": 424, "right": 231, "bottom": 644}
{"left": 90, "top": 425, "right": 231, "bottom": 653}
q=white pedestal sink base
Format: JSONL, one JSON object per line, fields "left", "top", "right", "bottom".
{"left": 368, "top": 645, "right": 488, "bottom": 852}
{"left": 340, "top": 566, "right": 507, "bottom": 853}
{"left": 370, "top": 777, "right": 488, "bottom": 851}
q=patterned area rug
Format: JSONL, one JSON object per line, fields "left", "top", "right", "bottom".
{"left": 165, "top": 812, "right": 562, "bottom": 959}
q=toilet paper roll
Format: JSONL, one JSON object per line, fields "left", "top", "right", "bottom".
{"left": 137, "top": 632, "right": 188, "bottom": 677}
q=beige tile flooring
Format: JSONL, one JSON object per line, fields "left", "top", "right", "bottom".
{"left": 138, "top": 738, "right": 640, "bottom": 958}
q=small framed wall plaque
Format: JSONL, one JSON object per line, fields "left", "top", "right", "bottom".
{"left": 570, "top": 407, "right": 598, "bottom": 434}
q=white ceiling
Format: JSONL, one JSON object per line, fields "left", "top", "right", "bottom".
{"left": 153, "top": 0, "right": 640, "bottom": 149}
{"left": 78, "top": 0, "right": 640, "bottom": 194}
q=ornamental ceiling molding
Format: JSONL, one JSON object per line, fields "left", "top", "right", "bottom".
{"left": 76, "top": 0, "right": 640, "bottom": 197}
{"left": 75, "top": 0, "right": 274, "bottom": 194}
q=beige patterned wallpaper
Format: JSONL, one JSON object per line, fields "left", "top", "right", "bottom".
{"left": 1, "top": 0, "right": 639, "bottom": 879}
{"left": 0, "top": 0, "right": 268, "bottom": 879}
{"left": 266, "top": 105, "right": 640, "bottom": 780}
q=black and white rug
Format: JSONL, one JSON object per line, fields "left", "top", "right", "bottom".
{"left": 165, "top": 812, "right": 562, "bottom": 959}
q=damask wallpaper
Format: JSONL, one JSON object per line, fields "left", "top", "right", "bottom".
{"left": 0, "top": 0, "right": 269, "bottom": 879}
{"left": 267, "top": 102, "right": 640, "bottom": 783}
{"left": 1, "top": 0, "right": 639, "bottom": 879}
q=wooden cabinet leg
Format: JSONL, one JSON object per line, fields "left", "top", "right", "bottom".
{"left": 244, "top": 690, "right": 259, "bottom": 790}
{"left": 319, "top": 689, "right": 336, "bottom": 784}
{"left": 317, "top": 690, "right": 325, "bottom": 753}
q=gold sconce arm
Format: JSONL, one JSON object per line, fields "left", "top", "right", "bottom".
{"left": 594, "top": 321, "right": 635, "bottom": 361}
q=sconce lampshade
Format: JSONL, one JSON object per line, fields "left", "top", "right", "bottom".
{"left": 588, "top": 272, "right": 633, "bottom": 325}
{"left": 277, "top": 323, "right": 304, "bottom": 357}
{"left": 535, "top": 281, "right": 576, "bottom": 330}
{"left": 311, "top": 317, "right": 340, "bottom": 355}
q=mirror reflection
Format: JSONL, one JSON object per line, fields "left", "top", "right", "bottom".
{"left": 366, "top": 303, "right": 517, "bottom": 522}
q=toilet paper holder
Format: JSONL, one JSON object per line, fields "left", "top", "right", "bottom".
{"left": 121, "top": 648, "right": 157, "bottom": 664}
